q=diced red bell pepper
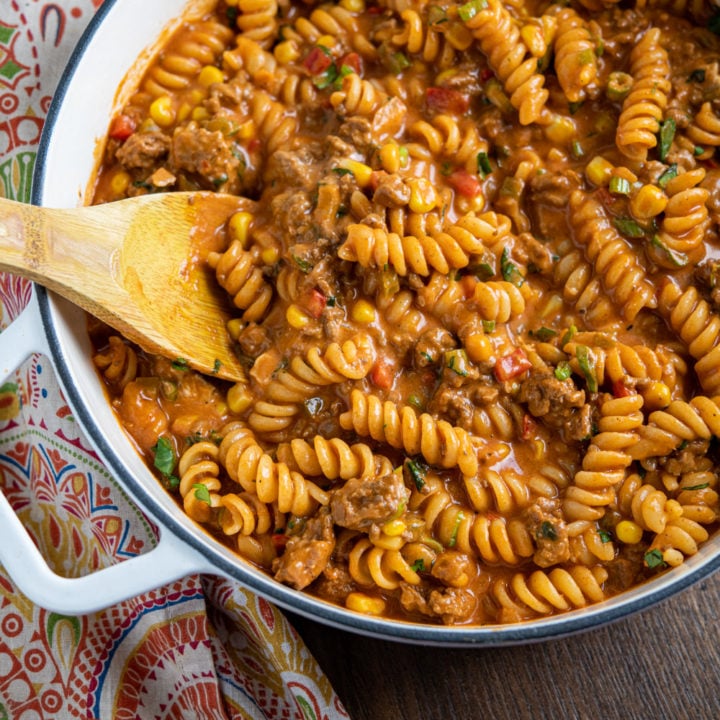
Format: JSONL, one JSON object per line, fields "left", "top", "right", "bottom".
{"left": 447, "top": 168, "right": 482, "bottom": 198}
{"left": 426, "top": 86, "right": 470, "bottom": 114}
{"left": 303, "top": 288, "right": 327, "bottom": 319}
{"left": 612, "top": 379, "right": 632, "bottom": 398}
{"left": 109, "top": 114, "right": 136, "bottom": 141}
{"left": 494, "top": 348, "right": 532, "bottom": 382}
{"left": 370, "top": 358, "right": 395, "bottom": 390}
{"left": 303, "top": 46, "right": 333, "bottom": 75}
{"left": 271, "top": 533, "right": 288, "bottom": 551}
{"left": 521, "top": 413, "right": 536, "bottom": 440}
{"left": 339, "top": 52, "right": 363, "bottom": 76}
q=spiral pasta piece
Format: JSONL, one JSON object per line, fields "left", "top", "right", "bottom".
{"left": 630, "top": 395, "right": 720, "bottom": 460}
{"left": 251, "top": 89, "right": 298, "bottom": 154}
{"left": 657, "top": 280, "right": 720, "bottom": 395}
{"left": 330, "top": 74, "right": 388, "bottom": 117}
{"left": 143, "top": 20, "right": 235, "bottom": 96}
{"left": 552, "top": 7, "right": 598, "bottom": 103}
{"left": 276, "top": 436, "right": 386, "bottom": 480}
{"left": 408, "top": 115, "right": 488, "bottom": 172}
{"left": 178, "top": 440, "right": 223, "bottom": 523}
{"left": 234, "top": 0, "right": 278, "bottom": 48}
{"left": 647, "top": 517, "right": 709, "bottom": 567}
{"left": 340, "top": 214, "right": 489, "bottom": 277}
{"left": 217, "top": 491, "right": 273, "bottom": 537}
{"left": 569, "top": 190, "right": 657, "bottom": 321}
{"left": 654, "top": 168, "right": 710, "bottom": 257}
{"left": 463, "top": 0, "right": 549, "bottom": 125}
{"left": 93, "top": 336, "right": 138, "bottom": 390}
{"left": 463, "top": 469, "right": 532, "bottom": 514}
{"left": 339, "top": 389, "right": 479, "bottom": 476}
{"left": 687, "top": 102, "right": 720, "bottom": 148}
{"left": 492, "top": 566, "right": 607, "bottom": 620}
{"left": 208, "top": 241, "right": 273, "bottom": 323}
{"left": 615, "top": 27, "right": 671, "bottom": 161}
{"left": 348, "top": 537, "right": 421, "bottom": 589}
{"left": 267, "top": 335, "right": 376, "bottom": 402}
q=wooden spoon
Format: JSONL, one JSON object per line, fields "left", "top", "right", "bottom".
{"left": 0, "top": 192, "right": 256, "bottom": 382}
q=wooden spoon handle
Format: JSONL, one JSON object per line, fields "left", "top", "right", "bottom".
{"left": 0, "top": 197, "right": 125, "bottom": 314}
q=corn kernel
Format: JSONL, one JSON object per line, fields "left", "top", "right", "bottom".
{"left": 641, "top": 381, "right": 671, "bottom": 411}
{"left": 191, "top": 106, "right": 209, "bottom": 122}
{"left": 229, "top": 211, "right": 253, "bottom": 247}
{"left": 177, "top": 103, "right": 193, "bottom": 122}
{"left": 198, "top": 65, "right": 225, "bottom": 88}
{"left": 615, "top": 519, "right": 643, "bottom": 544}
{"left": 149, "top": 95, "right": 175, "bottom": 127}
{"left": 544, "top": 115, "right": 576, "bottom": 144}
{"left": 237, "top": 119, "right": 256, "bottom": 140}
{"left": 379, "top": 142, "right": 401, "bottom": 173}
{"left": 346, "top": 592, "right": 386, "bottom": 616}
{"left": 351, "top": 299, "right": 376, "bottom": 323}
{"left": 585, "top": 156, "right": 614, "bottom": 187}
{"left": 110, "top": 170, "right": 131, "bottom": 196}
{"left": 630, "top": 184, "right": 668, "bottom": 221}
{"left": 227, "top": 382, "right": 253, "bottom": 414}
{"left": 286, "top": 303, "right": 312, "bottom": 329}
{"left": 261, "top": 246, "right": 279, "bottom": 265}
{"left": 435, "top": 69, "right": 459, "bottom": 86}
{"left": 317, "top": 34, "right": 336, "bottom": 49}
{"left": 339, "top": 159, "right": 373, "bottom": 188}
{"left": 464, "top": 332, "right": 493, "bottom": 363}
{"left": 407, "top": 177, "right": 437, "bottom": 213}
{"left": 339, "top": 0, "right": 365, "bottom": 12}
{"left": 273, "top": 40, "right": 300, "bottom": 65}
{"left": 382, "top": 519, "right": 407, "bottom": 536}
{"left": 226, "top": 318, "right": 244, "bottom": 341}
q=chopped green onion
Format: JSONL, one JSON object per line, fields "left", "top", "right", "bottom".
{"left": 410, "top": 558, "right": 426, "bottom": 573}
{"left": 694, "top": 145, "right": 705, "bottom": 156}
{"left": 613, "top": 216, "right": 646, "bottom": 238}
{"left": 658, "top": 164, "right": 678, "bottom": 189}
{"left": 561, "top": 325, "right": 577, "bottom": 346}
{"left": 482, "top": 319, "right": 496, "bottom": 333}
{"left": 606, "top": 71, "right": 633, "bottom": 102}
{"left": 575, "top": 344, "right": 598, "bottom": 393}
{"left": 554, "top": 361, "right": 572, "bottom": 381}
{"left": 650, "top": 235, "right": 689, "bottom": 267}
{"left": 644, "top": 548, "right": 666, "bottom": 569}
{"left": 501, "top": 247, "right": 525, "bottom": 287}
{"left": 192, "top": 483, "right": 212, "bottom": 504}
{"left": 539, "top": 521, "right": 558, "bottom": 540}
{"left": 682, "top": 482, "right": 710, "bottom": 491}
{"left": 532, "top": 326, "right": 557, "bottom": 342}
{"left": 477, "top": 151, "right": 493, "bottom": 178}
{"left": 571, "top": 140, "right": 584, "bottom": 159}
{"left": 292, "top": 254, "right": 313, "bottom": 273}
{"left": 609, "top": 176, "right": 631, "bottom": 195}
{"left": 427, "top": 4, "right": 448, "bottom": 25}
{"left": 444, "top": 348, "right": 470, "bottom": 377}
{"left": 447, "top": 511, "right": 465, "bottom": 547}
{"left": 406, "top": 457, "right": 428, "bottom": 491}
{"left": 408, "top": 393, "right": 425, "bottom": 411}
{"left": 658, "top": 118, "right": 676, "bottom": 162}
{"left": 172, "top": 358, "right": 190, "bottom": 371}
{"left": 458, "top": 0, "right": 488, "bottom": 22}
{"left": 598, "top": 529, "right": 612, "bottom": 543}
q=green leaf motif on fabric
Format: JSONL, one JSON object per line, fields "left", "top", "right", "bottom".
{"left": 47, "top": 612, "right": 82, "bottom": 648}
{"left": 296, "top": 696, "right": 318, "bottom": 720}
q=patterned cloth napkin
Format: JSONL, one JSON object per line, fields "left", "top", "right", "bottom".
{"left": 0, "top": 3, "right": 346, "bottom": 718}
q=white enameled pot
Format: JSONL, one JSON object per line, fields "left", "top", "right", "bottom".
{"left": 1, "top": 0, "right": 718, "bottom": 645}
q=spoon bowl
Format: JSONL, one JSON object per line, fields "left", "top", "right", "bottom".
{"left": 0, "top": 192, "right": 255, "bottom": 381}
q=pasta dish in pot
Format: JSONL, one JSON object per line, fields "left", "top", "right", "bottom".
{"left": 90, "top": 0, "right": 720, "bottom": 625}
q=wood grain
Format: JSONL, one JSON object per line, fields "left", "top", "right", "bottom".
{"left": 290, "top": 572, "right": 720, "bottom": 720}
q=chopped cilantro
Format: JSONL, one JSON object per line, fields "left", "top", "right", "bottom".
{"left": 172, "top": 358, "right": 190, "bottom": 371}
{"left": 405, "top": 457, "right": 428, "bottom": 491}
{"left": 658, "top": 118, "right": 676, "bottom": 162}
{"left": 192, "top": 483, "right": 212, "bottom": 504}
{"left": 644, "top": 548, "right": 666, "bottom": 570}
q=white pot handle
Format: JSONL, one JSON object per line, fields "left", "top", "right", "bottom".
{"left": 0, "top": 290, "right": 218, "bottom": 614}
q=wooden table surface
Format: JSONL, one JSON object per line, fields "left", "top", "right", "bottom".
{"left": 289, "top": 571, "right": 720, "bottom": 720}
